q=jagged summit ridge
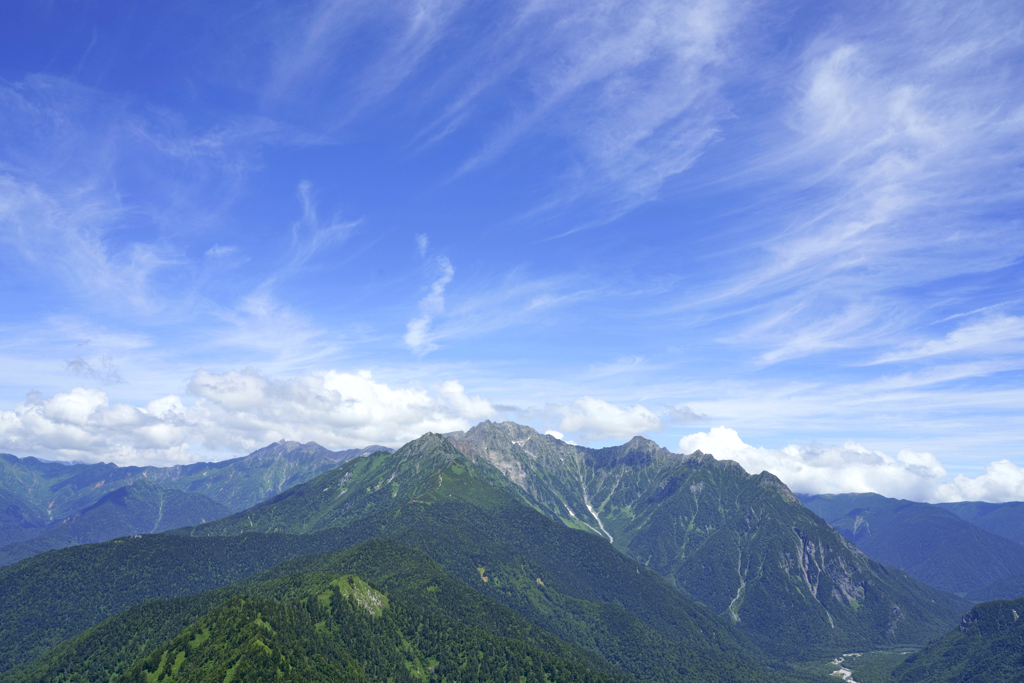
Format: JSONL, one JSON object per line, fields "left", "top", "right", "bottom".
{"left": 446, "top": 420, "right": 966, "bottom": 656}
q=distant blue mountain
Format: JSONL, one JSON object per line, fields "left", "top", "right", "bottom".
{"left": 0, "top": 441, "right": 392, "bottom": 564}
{"left": 937, "top": 500, "right": 1024, "bottom": 544}
{"left": 800, "top": 492, "right": 1024, "bottom": 596}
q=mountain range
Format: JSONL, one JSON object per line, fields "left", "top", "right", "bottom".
{"left": 937, "top": 500, "right": 1024, "bottom": 543}
{"left": 1, "top": 434, "right": 799, "bottom": 682}
{"left": 0, "top": 421, "right": 1021, "bottom": 680}
{"left": 445, "top": 422, "right": 966, "bottom": 656}
{"left": 0, "top": 441, "right": 390, "bottom": 565}
{"left": 800, "top": 492, "right": 1024, "bottom": 596}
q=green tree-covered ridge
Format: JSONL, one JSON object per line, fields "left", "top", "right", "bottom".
{"left": 891, "top": 595, "right": 1024, "bottom": 682}
{"left": 4, "top": 540, "right": 636, "bottom": 683}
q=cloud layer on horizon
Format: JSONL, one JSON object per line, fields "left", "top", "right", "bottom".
{"left": 0, "top": 369, "right": 496, "bottom": 465}
{"left": 680, "top": 426, "right": 1024, "bottom": 504}
{"left": 2, "top": 370, "right": 1020, "bottom": 504}
{"left": 0, "top": 371, "right": 666, "bottom": 467}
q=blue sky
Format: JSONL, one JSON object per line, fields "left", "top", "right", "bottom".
{"left": 1, "top": 0, "right": 1023, "bottom": 501}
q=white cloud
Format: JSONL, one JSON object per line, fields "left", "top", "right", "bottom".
{"left": 404, "top": 256, "right": 455, "bottom": 353}
{"left": 936, "top": 461, "right": 1024, "bottom": 504}
{"left": 438, "top": 380, "right": 495, "bottom": 420}
{"left": 285, "top": 180, "right": 357, "bottom": 272}
{"left": 699, "top": 2, "right": 1024, "bottom": 365}
{"left": 558, "top": 396, "right": 661, "bottom": 441}
{"left": 204, "top": 244, "right": 237, "bottom": 258}
{"left": 0, "top": 387, "right": 194, "bottom": 465}
{"left": 0, "top": 369, "right": 497, "bottom": 465}
{"left": 679, "top": 426, "right": 1024, "bottom": 503}
{"left": 544, "top": 429, "right": 577, "bottom": 445}
{"left": 873, "top": 315, "right": 1024, "bottom": 364}
{"left": 434, "top": 0, "right": 745, "bottom": 215}
{"left": 416, "top": 233, "right": 428, "bottom": 256}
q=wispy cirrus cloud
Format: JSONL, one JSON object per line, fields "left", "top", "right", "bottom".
{"left": 404, "top": 256, "right": 455, "bottom": 354}
{"left": 282, "top": 181, "right": 359, "bottom": 275}
{"left": 873, "top": 315, "right": 1024, "bottom": 364}
{"left": 264, "top": 0, "right": 470, "bottom": 116}
{"left": 693, "top": 0, "right": 1024, "bottom": 367}
{"left": 264, "top": 0, "right": 753, "bottom": 216}
{"left": 427, "top": 0, "right": 751, "bottom": 216}
{"left": 0, "top": 75, "right": 289, "bottom": 317}
{"left": 403, "top": 268, "right": 600, "bottom": 354}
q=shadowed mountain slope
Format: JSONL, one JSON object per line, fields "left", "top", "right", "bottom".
{"left": 800, "top": 492, "right": 1024, "bottom": 596}
{"left": 446, "top": 422, "right": 967, "bottom": 657}
{"left": 937, "top": 500, "right": 1024, "bottom": 544}
{"left": 967, "top": 572, "right": 1024, "bottom": 603}
{"left": 0, "top": 442, "right": 390, "bottom": 520}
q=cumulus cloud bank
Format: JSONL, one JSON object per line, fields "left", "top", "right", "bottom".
{"left": 0, "top": 369, "right": 495, "bottom": 465}
{"left": 557, "top": 396, "right": 661, "bottom": 441}
{"left": 680, "top": 426, "right": 1024, "bottom": 504}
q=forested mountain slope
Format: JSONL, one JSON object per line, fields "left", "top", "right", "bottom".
{"left": 179, "top": 433, "right": 793, "bottom": 681}
{"left": 937, "top": 500, "right": 1024, "bottom": 544}
{"left": 892, "top": 596, "right": 1024, "bottom": 682}
{"left": 800, "top": 492, "right": 1024, "bottom": 595}
{"left": 1, "top": 540, "right": 636, "bottom": 683}
{"left": 446, "top": 422, "right": 967, "bottom": 657}
{"left": 0, "top": 479, "right": 229, "bottom": 566}
{"left": 0, "top": 529, "right": 361, "bottom": 672}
